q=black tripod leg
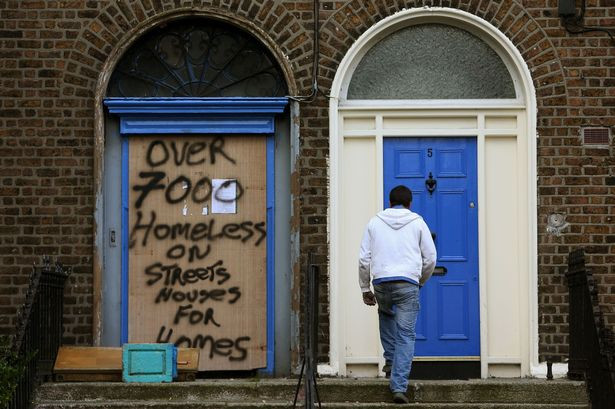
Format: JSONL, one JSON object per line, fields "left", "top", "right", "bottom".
{"left": 312, "top": 374, "right": 322, "bottom": 408}
{"left": 292, "top": 359, "right": 306, "bottom": 408}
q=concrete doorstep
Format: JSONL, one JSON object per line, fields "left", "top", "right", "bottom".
{"left": 34, "top": 378, "right": 589, "bottom": 409}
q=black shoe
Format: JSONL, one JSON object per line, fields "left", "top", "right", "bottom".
{"left": 383, "top": 363, "right": 391, "bottom": 379}
{"left": 392, "top": 392, "right": 409, "bottom": 404}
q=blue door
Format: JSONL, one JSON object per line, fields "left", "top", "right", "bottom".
{"left": 383, "top": 137, "right": 479, "bottom": 357}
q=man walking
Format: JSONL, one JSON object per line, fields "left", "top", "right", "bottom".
{"left": 358, "top": 185, "right": 437, "bottom": 404}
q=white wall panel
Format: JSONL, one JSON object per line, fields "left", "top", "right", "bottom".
{"left": 485, "top": 116, "right": 517, "bottom": 129}
{"left": 341, "top": 137, "right": 380, "bottom": 360}
{"left": 485, "top": 136, "right": 521, "bottom": 362}
{"left": 383, "top": 116, "right": 477, "bottom": 130}
{"left": 344, "top": 117, "right": 376, "bottom": 130}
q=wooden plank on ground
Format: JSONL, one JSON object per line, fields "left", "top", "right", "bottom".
{"left": 53, "top": 346, "right": 199, "bottom": 381}
{"left": 54, "top": 347, "right": 121, "bottom": 373}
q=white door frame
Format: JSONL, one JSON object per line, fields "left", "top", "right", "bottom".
{"left": 326, "top": 8, "right": 540, "bottom": 378}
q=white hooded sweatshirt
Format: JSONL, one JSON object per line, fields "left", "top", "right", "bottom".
{"left": 359, "top": 208, "right": 437, "bottom": 292}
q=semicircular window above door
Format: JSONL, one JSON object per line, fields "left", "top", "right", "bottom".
{"left": 347, "top": 23, "right": 516, "bottom": 99}
{"left": 107, "top": 18, "right": 288, "bottom": 97}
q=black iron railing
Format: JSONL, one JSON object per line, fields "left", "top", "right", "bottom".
{"left": 4, "top": 257, "right": 70, "bottom": 409}
{"left": 567, "top": 248, "right": 615, "bottom": 409}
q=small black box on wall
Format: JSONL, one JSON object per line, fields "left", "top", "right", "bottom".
{"left": 558, "top": 0, "right": 576, "bottom": 17}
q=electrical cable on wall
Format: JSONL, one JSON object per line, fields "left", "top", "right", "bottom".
{"left": 288, "top": 0, "right": 322, "bottom": 102}
{"left": 560, "top": 0, "right": 614, "bottom": 43}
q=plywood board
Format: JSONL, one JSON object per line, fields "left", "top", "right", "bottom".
{"left": 128, "top": 135, "right": 267, "bottom": 371}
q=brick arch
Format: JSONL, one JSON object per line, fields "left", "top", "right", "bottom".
{"left": 324, "top": 4, "right": 553, "bottom": 374}
{"left": 319, "top": 0, "right": 567, "bottom": 106}
{"left": 77, "top": 1, "right": 309, "bottom": 345}
{"left": 61, "top": 1, "right": 310, "bottom": 100}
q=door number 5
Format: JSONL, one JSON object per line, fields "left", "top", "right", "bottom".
{"left": 427, "top": 148, "right": 433, "bottom": 157}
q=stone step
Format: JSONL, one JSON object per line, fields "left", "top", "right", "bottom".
{"left": 34, "top": 379, "right": 588, "bottom": 405}
{"left": 319, "top": 379, "right": 588, "bottom": 404}
{"left": 34, "top": 402, "right": 590, "bottom": 409}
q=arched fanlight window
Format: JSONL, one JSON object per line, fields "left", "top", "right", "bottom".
{"left": 107, "top": 18, "right": 287, "bottom": 97}
{"left": 347, "top": 23, "right": 516, "bottom": 99}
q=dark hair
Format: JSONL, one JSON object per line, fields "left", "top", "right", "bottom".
{"left": 389, "top": 185, "right": 412, "bottom": 208}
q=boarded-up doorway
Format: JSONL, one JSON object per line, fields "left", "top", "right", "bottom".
{"left": 99, "top": 16, "right": 293, "bottom": 375}
{"left": 127, "top": 135, "right": 267, "bottom": 371}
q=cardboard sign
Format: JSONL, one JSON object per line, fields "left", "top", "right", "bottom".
{"left": 128, "top": 135, "right": 267, "bottom": 371}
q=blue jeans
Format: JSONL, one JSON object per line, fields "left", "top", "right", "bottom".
{"left": 373, "top": 281, "right": 420, "bottom": 393}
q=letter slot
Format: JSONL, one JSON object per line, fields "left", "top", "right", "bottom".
{"left": 433, "top": 266, "right": 448, "bottom": 276}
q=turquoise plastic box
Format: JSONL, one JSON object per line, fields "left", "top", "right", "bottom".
{"left": 122, "top": 343, "right": 177, "bottom": 383}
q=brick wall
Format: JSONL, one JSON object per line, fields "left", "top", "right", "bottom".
{"left": 0, "top": 0, "right": 100, "bottom": 344}
{"left": 0, "top": 0, "right": 613, "bottom": 365}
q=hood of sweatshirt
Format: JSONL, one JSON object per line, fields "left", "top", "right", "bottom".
{"left": 376, "top": 208, "right": 421, "bottom": 230}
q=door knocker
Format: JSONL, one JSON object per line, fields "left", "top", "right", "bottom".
{"left": 425, "top": 172, "right": 437, "bottom": 195}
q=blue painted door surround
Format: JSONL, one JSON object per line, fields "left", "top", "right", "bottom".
{"left": 104, "top": 98, "right": 288, "bottom": 374}
{"left": 383, "top": 137, "right": 479, "bottom": 357}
